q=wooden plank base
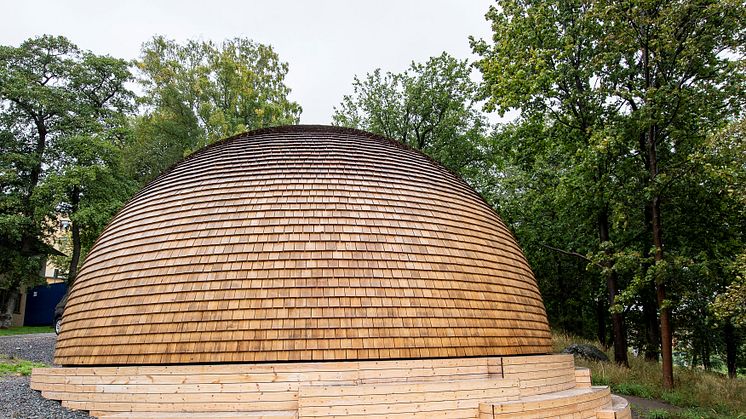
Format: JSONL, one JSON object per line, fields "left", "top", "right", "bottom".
{"left": 32, "top": 354, "right": 627, "bottom": 418}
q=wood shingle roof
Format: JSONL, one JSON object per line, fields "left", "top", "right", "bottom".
{"left": 55, "top": 125, "right": 551, "bottom": 366}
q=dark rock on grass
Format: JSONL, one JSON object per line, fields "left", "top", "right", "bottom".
{"left": 561, "top": 343, "right": 610, "bottom": 362}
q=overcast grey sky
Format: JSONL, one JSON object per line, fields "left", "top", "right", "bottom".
{"left": 2, "top": 1, "right": 496, "bottom": 124}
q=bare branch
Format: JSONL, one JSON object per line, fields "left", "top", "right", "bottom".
{"left": 541, "top": 243, "right": 603, "bottom": 269}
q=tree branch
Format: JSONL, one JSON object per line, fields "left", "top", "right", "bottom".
{"left": 541, "top": 243, "right": 603, "bottom": 269}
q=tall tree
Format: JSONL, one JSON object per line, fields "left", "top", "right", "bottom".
{"left": 485, "top": 118, "right": 606, "bottom": 341}
{"left": 473, "top": 0, "right": 745, "bottom": 387}
{"left": 0, "top": 35, "right": 136, "bottom": 326}
{"left": 46, "top": 52, "right": 136, "bottom": 284}
{"left": 471, "top": 0, "right": 632, "bottom": 366}
{"left": 332, "top": 52, "right": 488, "bottom": 180}
{"left": 709, "top": 119, "right": 746, "bottom": 378}
{"left": 130, "top": 36, "right": 302, "bottom": 182}
{"left": 596, "top": 0, "right": 745, "bottom": 388}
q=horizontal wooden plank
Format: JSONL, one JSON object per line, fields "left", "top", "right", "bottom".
{"left": 42, "top": 390, "right": 298, "bottom": 404}
{"left": 487, "top": 386, "right": 611, "bottom": 415}
{"left": 298, "top": 378, "right": 520, "bottom": 417}
{"left": 299, "top": 379, "right": 518, "bottom": 399}
{"left": 500, "top": 354, "right": 572, "bottom": 365}
{"left": 35, "top": 382, "right": 300, "bottom": 394}
{"left": 100, "top": 413, "right": 296, "bottom": 419}
{"left": 62, "top": 401, "right": 295, "bottom": 413}
{"left": 301, "top": 387, "right": 519, "bottom": 408}
{"left": 35, "top": 356, "right": 512, "bottom": 376}
{"left": 300, "top": 398, "right": 488, "bottom": 417}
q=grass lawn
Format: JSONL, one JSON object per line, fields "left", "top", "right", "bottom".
{"left": 0, "top": 355, "right": 47, "bottom": 376}
{"left": 0, "top": 326, "right": 54, "bottom": 336}
{"left": 553, "top": 331, "right": 746, "bottom": 419}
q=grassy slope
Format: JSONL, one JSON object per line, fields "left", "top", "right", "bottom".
{"left": 552, "top": 331, "right": 746, "bottom": 419}
{"left": 0, "top": 326, "right": 54, "bottom": 336}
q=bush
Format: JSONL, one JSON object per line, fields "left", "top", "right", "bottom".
{"left": 645, "top": 409, "right": 671, "bottom": 419}
{"left": 614, "top": 382, "right": 655, "bottom": 398}
{"left": 661, "top": 391, "right": 688, "bottom": 407}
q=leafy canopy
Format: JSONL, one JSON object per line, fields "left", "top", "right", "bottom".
{"left": 332, "top": 52, "right": 488, "bottom": 179}
{"left": 0, "top": 35, "right": 136, "bottom": 295}
{"left": 129, "top": 36, "right": 302, "bottom": 182}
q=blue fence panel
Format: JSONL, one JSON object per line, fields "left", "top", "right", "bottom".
{"left": 23, "top": 282, "right": 67, "bottom": 326}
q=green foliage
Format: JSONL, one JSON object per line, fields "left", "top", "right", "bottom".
{"left": 471, "top": 0, "right": 634, "bottom": 342}
{"left": 0, "top": 326, "right": 54, "bottom": 336}
{"left": 129, "top": 36, "right": 302, "bottom": 182}
{"left": 660, "top": 391, "right": 688, "bottom": 407}
{"left": 473, "top": 0, "right": 746, "bottom": 377}
{"left": 644, "top": 409, "right": 672, "bottom": 419}
{"left": 0, "top": 356, "right": 47, "bottom": 376}
{"left": 713, "top": 254, "right": 746, "bottom": 328}
{"left": 615, "top": 382, "right": 655, "bottom": 398}
{"left": 332, "top": 52, "right": 488, "bottom": 180}
{"left": 0, "top": 35, "right": 136, "bottom": 310}
{"left": 484, "top": 119, "right": 605, "bottom": 337}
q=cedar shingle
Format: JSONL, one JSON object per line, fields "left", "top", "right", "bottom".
{"left": 55, "top": 125, "right": 551, "bottom": 366}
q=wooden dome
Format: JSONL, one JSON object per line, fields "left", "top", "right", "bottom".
{"left": 55, "top": 125, "right": 551, "bottom": 366}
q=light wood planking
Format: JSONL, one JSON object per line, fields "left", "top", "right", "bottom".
{"left": 298, "top": 378, "right": 519, "bottom": 418}
{"left": 479, "top": 386, "right": 612, "bottom": 418}
{"left": 575, "top": 367, "right": 592, "bottom": 388}
{"left": 596, "top": 395, "right": 633, "bottom": 419}
{"left": 99, "top": 413, "right": 297, "bottom": 419}
{"left": 32, "top": 354, "right": 628, "bottom": 419}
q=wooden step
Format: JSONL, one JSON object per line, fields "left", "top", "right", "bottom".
{"left": 31, "top": 355, "right": 592, "bottom": 418}
{"left": 298, "top": 378, "right": 520, "bottom": 418}
{"left": 98, "top": 411, "right": 297, "bottom": 419}
{"left": 596, "top": 394, "right": 632, "bottom": 419}
{"left": 575, "top": 367, "right": 592, "bottom": 388}
{"left": 479, "top": 386, "right": 612, "bottom": 418}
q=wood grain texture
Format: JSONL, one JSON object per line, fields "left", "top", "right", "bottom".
{"left": 479, "top": 386, "right": 612, "bottom": 418}
{"left": 54, "top": 125, "right": 551, "bottom": 366}
{"left": 32, "top": 355, "right": 627, "bottom": 418}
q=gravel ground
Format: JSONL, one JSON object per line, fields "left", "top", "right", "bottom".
{"left": 0, "top": 333, "right": 57, "bottom": 365}
{"left": 0, "top": 334, "right": 92, "bottom": 419}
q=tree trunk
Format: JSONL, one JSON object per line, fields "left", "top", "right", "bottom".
{"left": 641, "top": 204, "right": 660, "bottom": 361}
{"left": 691, "top": 352, "right": 698, "bottom": 370}
{"left": 640, "top": 35, "right": 674, "bottom": 389}
{"left": 724, "top": 321, "right": 737, "bottom": 379}
{"left": 598, "top": 209, "right": 629, "bottom": 366}
{"left": 18, "top": 121, "right": 49, "bottom": 260}
{"left": 701, "top": 341, "right": 711, "bottom": 371}
{"left": 648, "top": 144, "right": 673, "bottom": 389}
{"left": 597, "top": 295, "right": 607, "bottom": 347}
{"left": 642, "top": 296, "right": 660, "bottom": 361}
{"left": 0, "top": 290, "right": 19, "bottom": 329}
{"left": 609, "top": 281, "right": 628, "bottom": 365}
{"left": 67, "top": 186, "right": 82, "bottom": 285}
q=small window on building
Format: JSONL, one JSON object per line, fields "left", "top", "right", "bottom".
{"left": 12, "top": 292, "right": 22, "bottom": 314}
{"left": 54, "top": 269, "right": 59, "bottom": 278}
